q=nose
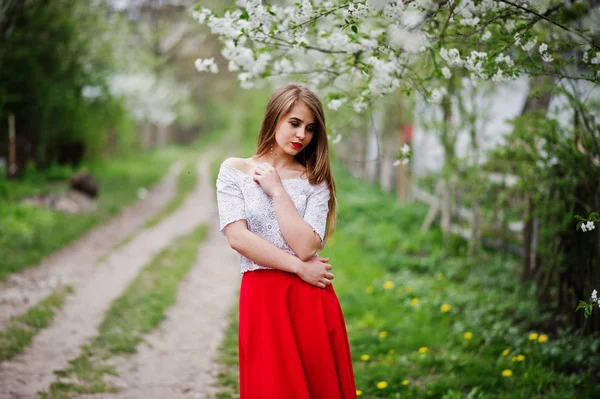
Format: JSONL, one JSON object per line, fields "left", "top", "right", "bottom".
{"left": 296, "top": 127, "right": 306, "bottom": 140}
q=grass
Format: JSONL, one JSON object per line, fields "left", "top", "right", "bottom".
{"left": 209, "top": 158, "right": 600, "bottom": 399}
{"left": 0, "top": 125, "right": 226, "bottom": 281}
{"left": 0, "top": 286, "right": 73, "bottom": 361}
{"left": 41, "top": 224, "right": 208, "bottom": 398}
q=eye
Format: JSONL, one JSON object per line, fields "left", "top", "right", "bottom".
{"left": 307, "top": 125, "right": 316, "bottom": 133}
{"left": 290, "top": 121, "right": 300, "bottom": 127}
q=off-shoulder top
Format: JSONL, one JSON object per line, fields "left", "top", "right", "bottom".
{"left": 216, "top": 162, "right": 330, "bottom": 274}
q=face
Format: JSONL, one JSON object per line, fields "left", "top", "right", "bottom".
{"left": 273, "top": 101, "right": 317, "bottom": 155}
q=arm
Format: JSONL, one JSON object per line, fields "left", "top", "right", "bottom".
{"left": 272, "top": 188, "right": 321, "bottom": 261}
{"left": 224, "top": 220, "right": 334, "bottom": 288}
{"left": 224, "top": 220, "right": 301, "bottom": 274}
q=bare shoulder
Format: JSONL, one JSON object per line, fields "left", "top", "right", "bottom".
{"left": 222, "top": 157, "right": 253, "bottom": 174}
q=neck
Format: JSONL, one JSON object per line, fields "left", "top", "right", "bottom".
{"left": 270, "top": 149, "right": 296, "bottom": 169}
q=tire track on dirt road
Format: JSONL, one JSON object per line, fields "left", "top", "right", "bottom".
{"left": 0, "top": 157, "right": 220, "bottom": 398}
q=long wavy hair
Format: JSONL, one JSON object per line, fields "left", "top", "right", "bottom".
{"left": 255, "top": 84, "right": 337, "bottom": 247}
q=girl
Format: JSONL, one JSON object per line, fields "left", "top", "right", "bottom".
{"left": 216, "top": 84, "right": 357, "bottom": 398}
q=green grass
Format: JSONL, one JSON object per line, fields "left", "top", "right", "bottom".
{"left": 0, "top": 126, "right": 226, "bottom": 281}
{"left": 0, "top": 286, "right": 73, "bottom": 361}
{"left": 42, "top": 224, "right": 208, "bottom": 398}
{"left": 210, "top": 160, "right": 600, "bottom": 399}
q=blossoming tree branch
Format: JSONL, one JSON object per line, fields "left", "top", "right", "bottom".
{"left": 192, "top": 0, "right": 599, "bottom": 165}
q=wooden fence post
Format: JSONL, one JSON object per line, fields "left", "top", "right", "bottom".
{"left": 8, "top": 113, "right": 17, "bottom": 178}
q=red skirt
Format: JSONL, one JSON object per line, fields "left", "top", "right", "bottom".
{"left": 238, "top": 269, "right": 357, "bottom": 399}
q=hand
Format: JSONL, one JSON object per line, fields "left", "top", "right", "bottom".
{"left": 252, "top": 162, "right": 283, "bottom": 197}
{"left": 295, "top": 256, "right": 335, "bottom": 289}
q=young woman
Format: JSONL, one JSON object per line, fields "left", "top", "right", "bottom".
{"left": 216, "top": 84, "right": 357, "bottom": 398}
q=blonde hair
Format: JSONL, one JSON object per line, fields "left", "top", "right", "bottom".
{"left": 255, "top": 84, "right": 337, "bottom": 247}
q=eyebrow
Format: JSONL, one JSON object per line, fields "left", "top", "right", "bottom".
{"left": 289, "top": 116, "right": 316, "bottom": 125}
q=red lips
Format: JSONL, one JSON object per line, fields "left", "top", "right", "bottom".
{"left": 292, "top": 142, "right": 303, "bottom": 149}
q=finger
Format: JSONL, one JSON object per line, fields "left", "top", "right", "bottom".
{"left": 325, "top": 264, "right": 332, "bottom": 270}
{"left": 325, "top": 272, "right": 335, "bottom": 280}
{"left": 320, "top": 257, "right": 330, "bottom": 261}
{"left": 322, "top": 279, "right": 331, "bottom": 286}
{"left": 318, "top": 282, "right": 326, "bottom": 289}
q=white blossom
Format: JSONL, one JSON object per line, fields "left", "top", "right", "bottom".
{"left": 592, "top": 289, "right": 598, "bottom": 302}
{"left": 541, "top": 53, "right": 553, "bottom": 63}
{"left": 328, "top": 98, "right": 347, "bottom": 110}
{"left": 481, "top": 30, "right": 492, "bottom": 41}
{"left": 586, "top": 220, "right": 595, "bottom": 231}
{"left": 492, "top": 68, "right": 505, "bottom": 83}
{"left": 353, "top": 98, "right": 368, "bottom": 113}
{"left": 401, "top": 143, "right": 410, "bottom": 155}
{"left": 521, "top": 37, "right": 538, "bottom": 52}
{"left": 195, "top": 58, "right": 219, "bottom": 73}
{"left": 430, "top": 86, "right": 447, "bottom": 103}
{"left": 442, "top": 66, "right": 452, "bottom": 79}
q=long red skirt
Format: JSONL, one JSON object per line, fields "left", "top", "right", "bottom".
{"left": 238, "top": 269, "right": 357, "bottom": 399}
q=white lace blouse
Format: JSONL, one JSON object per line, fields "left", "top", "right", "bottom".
{"left": 216, "top": 162, "right": 330, "bottom": 274}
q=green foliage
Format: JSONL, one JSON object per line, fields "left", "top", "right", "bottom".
{"left": 212, "top": 158, "right": 600, "bottom": 399}
{"left": 0, "top": 0, "right": 136, "bottom": 167}
{"left": 0, "top": 146, "right": 185, "bottom": 280}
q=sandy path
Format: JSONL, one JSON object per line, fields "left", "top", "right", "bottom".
{"left": 90, "top": 192, "right": 240, "bottom": 399}
{"left": 0, "top": 161, "right": 184, "bottom": 330}
{"left": 0, "top": 156, "right": 240, "bottom": 398}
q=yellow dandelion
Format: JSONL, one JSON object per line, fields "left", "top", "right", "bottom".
{"left": 440, "top": 303, "right": 451, "bottom": 312}
{"left": 356, "top": 390, "right": 363, "bottom": 396}
{"left": 502, "top": 369, "right": 513, "bottom": 377}
{"left": 405, "top": 285, "right": 413, "bottom": 293}
{"left": 436, "top": 273, "right": 444, "bottom": 280}
{"left": 366, "top": 285, "right": 374, "bottom": 294}
{"left": 379, "top": 331, "right": 388, "bottom": 338}
{"left": 538, "top": 334, "right": 548, "bottom": 343}
{"left": 402, "top": 380, "right": 410, "bottom": 386}
{"left": 528, "top": 332, "right": 538, "bottom": 340}
{"left": 383, "top": 280, "right": 394, "bottom": 290}
{"left": 410, "top": 298, "right": 420, "bottom": 307}
{"left": 388, "top": 348, "right": 395, "bottom": 355}
{"left": 502, "top": 349, "right": 510, "bottom": 356}
{"left": 377, "top": 381, "right": 388, "bottom": 389}
{"left": 511, "top": 356, "right": 517, "bottom": 362}
{"left": 463, "top": 332, "right": 473, "bottom": 340}
{"left": 418, "top": 346, "right": 428, "bottom": 353}
{"left": 516, "top": 354, "right": 525, "bottom": 362}
{"left": 360, "top": 354, "right": 370, "bottom": 361}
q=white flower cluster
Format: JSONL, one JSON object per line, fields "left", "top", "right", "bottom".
{"left": 195, "top": 58, "right": 218, "bottom": 73}
{"left": 393, "top": 144, "right": 411, "bottom": 166}
{"left": 429, "top": 86, "right": 447, "bottom": 103}
{"left": 191, "top": 0, "right": 598, "bottom": 106}
{"left": 440, "top": 48, "right": 463, "bottom": 66}
{"left": 521, "top": 37, "right": 537, "bottom": 52}
{"left": 592, "top": 289, "right": 600, "bottom": 308}
{"left": 586, "top": 52, "right": 600, "bottom": 65}
{"left": 442, "top": 66, "right": 452, "bottom": 79}
{"left": 344, "top": 2, "right": 370, "bottom": 19}
{"left": 327, "top": 98, "right": 347, "bottom": 110}
{"left": 538, "top": 43, "right": 553, "bottom": 63}
{"left": 581, "top": 220, "right": 596, "bottom": 232}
